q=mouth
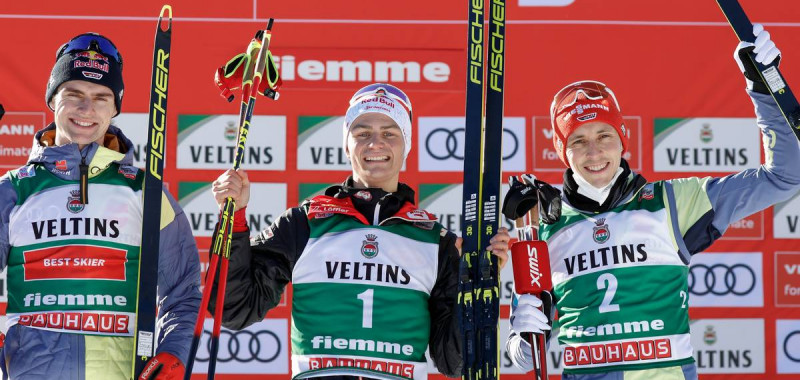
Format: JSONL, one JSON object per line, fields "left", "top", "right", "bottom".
{"left": 584, "top": 162, "right": 609, "bottom": 173}
{"left": 364, "top": 155, "right": 390, "bottom": 162}
{"left": 71, "top": 118, "right": 97, "bottom": 128}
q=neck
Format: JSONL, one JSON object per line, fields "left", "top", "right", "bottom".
{"left": 351, "top": 176, "right": 398, "bottom": 193}
{"left": 571, "top": 168, "right": 624, "bottom": 204}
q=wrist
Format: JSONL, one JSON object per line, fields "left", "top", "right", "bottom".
{"left": 233, "top": 207, "right": 248, "bottom": 233}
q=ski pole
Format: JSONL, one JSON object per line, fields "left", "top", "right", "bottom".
{"left": 184, "top": 20, "right": 279, "bottom": 379}
{"left": 509, "top": 176, "right": 551, "bottom": 380}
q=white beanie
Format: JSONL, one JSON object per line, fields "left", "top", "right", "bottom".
{"left": 342, "top": 85, "right": 412, "bottom": 159}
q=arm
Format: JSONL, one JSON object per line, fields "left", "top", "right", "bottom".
{"left": 0, "top": 173, "right": 15, "bottom": 272}
{"left": 428, "top": 229, "right": 462, "bottom": 377}
{"left": 207, "top": 206, "right": 309, "bottom": 330}
{"left": 154, "top": 190, "right": 202, "bottom": 365}
{"left": 670, "top": 25, "right": 800, "bottom": 253}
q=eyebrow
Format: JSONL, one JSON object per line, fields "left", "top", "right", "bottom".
{"left": 62, "top": 87, "right": 114, "bottom": 98}
{"left": 350, "top": 124, "right": 401, "bottom": 131}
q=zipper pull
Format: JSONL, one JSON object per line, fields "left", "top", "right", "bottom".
{"left": 79, "top": 158, "right": 89, "bottom": 205}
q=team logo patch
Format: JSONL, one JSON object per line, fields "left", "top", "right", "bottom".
{"left": 55, "top": 160, "right": 68, "bottom": 171}
{"left": 17, "top": 165, "right": 36, "bottom": 179}
{"left": 354, "top": 190, "right": 372, "bottom": 201}
{"left": 82, "top": 71, "right": 103, "bottom": 80}
{"left": 314, "top": 212, "right": 334, "bottom": 219}
{"left": 576, "top": 112, "right": 597, "bottom": 122}
{"left": 592, "top": 218, "right": 610, "bottom": 244}
{"left": 118, "top": 166, "right": 137, "bottom": 180}
{"left": 639, "top": 184, "right": 654, "bottom": 201}
{"left": 66, "top": 190, "right": 84, "bottom": 214}
{"left": 361, "top": 234, "right": 379, "bottom": 259}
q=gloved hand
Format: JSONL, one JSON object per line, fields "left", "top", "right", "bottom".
{"left": 510, "top": 294, "right": 552, "bottom": 335}
{"left": 734, "top": 23, "right": 782, "bottom": 94}
{"left": 139, "top": 352, "right": 185, "bottom": 380}
{"left": 502, "top": 175, "right": 561, "bottom": 224}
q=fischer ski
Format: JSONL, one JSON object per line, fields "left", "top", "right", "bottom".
{"left": 459, "top": 0, "right": 505, "bottom": 378}
{"left": 131, "top": 5, "right": 172, "bottom": 378}
{"left": 716, "top": 0, "right": 800, "bottom": 141}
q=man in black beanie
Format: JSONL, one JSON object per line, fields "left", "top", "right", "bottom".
{"left": 0, "top": 33, "right": 200, "bottom": 380}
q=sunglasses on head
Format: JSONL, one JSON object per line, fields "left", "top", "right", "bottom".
{"left": 553, "top": 80, "right": 620, "bottom": 112}
{"left": 57, "top": 33, "right": 123, "bottom": 65}
{"left": 349, "top": 83, "right": 413, "bottom": 120}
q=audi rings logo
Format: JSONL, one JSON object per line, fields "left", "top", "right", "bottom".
{"left": 785, "top": 330, "right": 800, "bottom": 363}
{"left": 197, "top": 329, "right": 282, "bottom": 363}
{"left": 424, "top": 127, "right": 519, "bottom": 160}
{"left": 688, "top": 264, "right": 757, "bottom": 296}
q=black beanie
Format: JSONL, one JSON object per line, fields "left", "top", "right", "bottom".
{"left": 46, "top": 46, "right": 124, "bottom": 116}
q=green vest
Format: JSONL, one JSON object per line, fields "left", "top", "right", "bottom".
{"left": 290, "top": 196, "right": 441, "bottom": 380}
{"left": 6, "top": 164, "right": 143, "bottom": 337}
{"left": 540, "top": 182, "right": 695, "bottom": 374}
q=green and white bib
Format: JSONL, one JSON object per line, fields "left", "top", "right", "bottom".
{"left": 6, "top": 165, "right": 143, "bottom": 337}
{"left": 540, "top": 182, "right": 695, "bottom": 374}
{"left": 291, "top": 196, "right": 441, "bottom": 380}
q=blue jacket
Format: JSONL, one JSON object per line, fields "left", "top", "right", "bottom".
{"left": 0, "top": 124, "right": 201, "bottom": 379}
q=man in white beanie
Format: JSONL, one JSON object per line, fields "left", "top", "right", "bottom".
{"left": 207, "top": 83, "right": 510, "bottom": 379}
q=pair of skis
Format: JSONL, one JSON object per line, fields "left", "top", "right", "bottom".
{"left": 459, "top": 0, "right": 506, "bottom": 379}
{"left": 183, "top": 21, "right": 280, "bottom": 380}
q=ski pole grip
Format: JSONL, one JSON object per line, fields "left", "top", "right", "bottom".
{"left": 511, "top": 240, "right": 552, "bottom": 296}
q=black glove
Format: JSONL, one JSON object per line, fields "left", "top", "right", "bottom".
{"left": 502, "top": 175, "right": 562, "bottom": 225}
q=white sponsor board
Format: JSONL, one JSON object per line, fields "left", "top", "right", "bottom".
{"left": 176, "top": 115, "right": 286, "bottom": 170}
{"left": 687, "top": 252, "right": 763, "bottom": 307}
{"left": 192, "top": 318, "right": 289, "bottom": 374}
{"left": 114, "top": 113, "right": 154, "bottom": 170}
{"left": 776, "top": 319, "right": 800, "bottom": 374}
{"left": 297, "top": 116, "right": 351, "bottom": 171}
{"left": 690, "top": 318, "right": 765, "bottom": 374}
{"left": 178, "top": 182, "right": 287, "bottom": 238}
{"left": 417, "top": 117, "right": 526, "bottom": 172}
{"left": 653, "top": 118, "right": 760, "bottom": 172}
{"left": 774, "top": 192, "right": 800, "bottom": 238}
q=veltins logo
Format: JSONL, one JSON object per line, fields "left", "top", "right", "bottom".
{"left": 592, "top": 218, "right": 609, "bottom": 244}
{"left": 653, "top": 118, "right": 760, "bottom": 172}
{"left": 687, "top": 252, "right": 763, "bottom": 308}
{"left": 193, "top": 318, "right": 289, "bottom": 374}
{"left": 66, "top": 190, "right": 85, "bottom": 214}
{"left": 776, "top": 252, "right": 800, "bottom": 306}
{"left": 178, "top": 182, "right": 287, "bottom": 238}
{"left": 776, "top": 320, "right": 800, "bottom": 374}
{"left": 0, "top": 112, "right": 44, "bottom": 169}
{"left": 361, "top": 234, "right": 379, "bottom": 259}
{"left": 177, "top": 115, "right": 287, "bottom": 170}
{"left": 532, "top": 116, "right": 641, "bottom": 171}
{"left": 774, "top": 192, "right": 800, "bottom": 238}
{"left": 690, "top": 318, "right": 765, "bottom": 374}
{"left": 418, "top": 117, "right": 526, "bottom": 172}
